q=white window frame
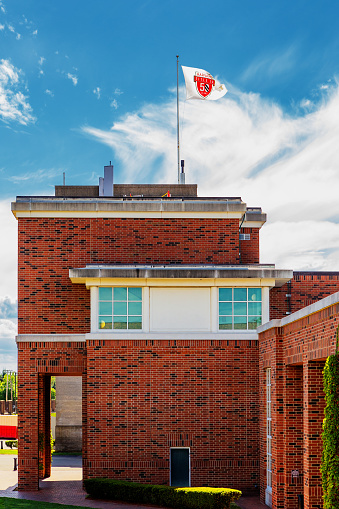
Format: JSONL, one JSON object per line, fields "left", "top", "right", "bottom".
{"left": 218, "top": 287, "right": 263, "bottom": 331}
{"left": 91, "top": 286, "right": 146, "bottom": 333}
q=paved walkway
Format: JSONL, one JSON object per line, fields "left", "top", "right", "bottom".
{"left": 0, "top": 454, "right": 267, "bottom": 508}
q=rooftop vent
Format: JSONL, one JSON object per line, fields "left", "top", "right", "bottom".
{"left": 99, "top": 162, "right": 114, "bottom": 197}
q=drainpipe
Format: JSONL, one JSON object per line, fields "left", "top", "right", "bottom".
{"left": 239, "top": 213, "right": 245, "bottom": 264}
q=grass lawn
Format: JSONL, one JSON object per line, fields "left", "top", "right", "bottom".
{"left": 0, "top": 498, "right": 89, "bottom": 509}
{"left": 0, "top": 497, "right": 241, "bottom": 509}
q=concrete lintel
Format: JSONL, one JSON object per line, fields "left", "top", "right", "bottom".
{"left": 16, "top": 334, "right": 86, "bottom": 343}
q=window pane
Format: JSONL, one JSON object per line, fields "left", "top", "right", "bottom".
{"left": 234, "top": 288, "right": 247, "bottom": 301}
{"left": 129, "top": 302, "right": 142, "bottom": 315}
{"left": 114, "top": 287, "right": 127, "bottom": 301}
{"left": 219, "top": 302, "right": 232, "bottom": 315}
{"left": 99, "top": 287, "right": 112, "bottom": 300}
{"left": 219, "top": 316, "right": 232, "bottom": 329}
{"left": 114, "top": 302, "right": 127, "bottom": 315}
{"left": 249, "top": 288, "right": 261, "bottom": 302}
{"left": 248, "top": 316, "right": 261, "bottom": 329}
{"left": 248, "top": 302, "right": 262, "bottom": 315}
{"left": 128, "top": 287, "right": 142, "bottom": 301}
{"left": 234, "top": 316, "right": 247, "bottom": 329}
{"left": 99, "top": 316, "right": 112, "bottom": 329}
{"left": 113, "top": 316, "right": 127, "bottom": 329}
{"left": 234, "top": 302, "right": 247, "bottom": 315}
{"left": 267, "top": 471, "right": 271, "bottom": 487}
{"left": 219, "top": 288, "right": 232, "bottom": 301}
{"left": 99, "top": 301, "right": 112, "bottom": 315}
{"left": 128, "top": 316, "right": 142, "bottom": 329}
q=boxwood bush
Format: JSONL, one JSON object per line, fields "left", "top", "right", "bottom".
{"left": 84, "top": 478, "right": 241, "bottom": 509}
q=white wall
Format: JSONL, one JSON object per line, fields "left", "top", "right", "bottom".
{"left": 150, "top": 287, "right": 211, "bottom": 332}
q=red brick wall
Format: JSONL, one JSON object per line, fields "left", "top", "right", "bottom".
{"left": 85, "top": 338, "right": 259, "bottom": 492}
{"left": 240, "top": 227, "right": 260, "bottom": 264}
{"left": 259, "top": 300, "right": 339, "bottom": 508}
{"left": 18, "top": 217, "right": 251, "bottom": 334}
{"left": 270, "top": 272, "right": 339, "bottom": 319}
{"left": 17, "top": 341, "right": 86, "bottom": 490}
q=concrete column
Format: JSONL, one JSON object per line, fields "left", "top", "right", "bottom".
{"left": 55, "top": 376, "right": 82, "bottom": 452}
{"left": 303, "top": 360, "right": 325, "bottom": 509}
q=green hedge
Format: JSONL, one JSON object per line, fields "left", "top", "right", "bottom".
{"left": 84, "top": 478, "right": 241, "bottom": 509}
{"left": 322, "top": 353, "right": 339, "bottom": 508}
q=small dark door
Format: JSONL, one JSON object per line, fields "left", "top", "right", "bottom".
{"left": 170, "top": 448, "right": 190, "bottom": 487}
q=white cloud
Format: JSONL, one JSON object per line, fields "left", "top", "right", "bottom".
{"left": 39, "top": 57, "right": 45, "bottom": 66}
{"left": 67, "top": 72, "right": 78, "bottom": 86}
{"left": 0, "top": 24, "right": 4, "bottom": 30}
{"left": 114, "top": 88, "right": 123, "bottom": 95}
{"left": 93, "top": 86, "right": 101, "bottom": 99}
{"left": 45, "top": 89, "right": 54, "bottom": 97}
{"left": 7, "top": 24, "right": 14, "bottom": 32}
{"left": 110, "top": 99, "right": 118, "bottom": 109}
{"left": 0, "top": 200, "right": 17, "bottom": 301}
{"left": 0, "top": 318, "right": 17, "bottom": 371}
{"left": 7, "top": 168, "right": 61, "bottom": 184}
{"left": 0, "top": 296, "right": 17, "bottom": 319}
{"left": 241, "top": 45, "right": 297, "bottom": 83}
{"left": 0, "top": 59, "right": 36, "bottom": 125}
{"left": 300, "top": 98, "right": 313, "bottom": 110}
{"left": 0, "top": 319, "right": 17, "bottom": 338}
{"left": 82, "top": 81, "right": 339, "bottom": 271}
{"left": 32, "top": 29, "right": 37, "bottom": 35}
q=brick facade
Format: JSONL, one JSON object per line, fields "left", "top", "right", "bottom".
{"left": 18, "top": 217, "right": 261, "bottom": 335}
{"left": 14, "top": 183, "right": 339, "bottom": 507}
{"left": 17, "top": 340, "right": 86, "bottom": 490}
{"left": 270, "top": 271, "right": 339, "bottom": 319}
{"left": 85, "top": 338, "right": 259, "bottom": 491}
{"left": 259, "top": 296, "right": 339, "bottom": 508}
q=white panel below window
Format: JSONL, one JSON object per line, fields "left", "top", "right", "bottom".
{"left": 150, "top": 288, "right": 210, "bottom": 332}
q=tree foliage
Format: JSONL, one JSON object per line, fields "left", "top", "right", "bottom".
{"left": 0, "top": 372, "right": 17, "bottom": 401}
{"left": 322, "top": 352, "right": 339, "bottom": 508}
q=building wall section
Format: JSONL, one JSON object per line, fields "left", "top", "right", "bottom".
{"left": 259, "top": 292, "right": 339, "bottom": 509}
{"left": 85, "top": 338, "right": 260, "bottom": 492}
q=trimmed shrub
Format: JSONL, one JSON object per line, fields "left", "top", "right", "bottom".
{"left": 322, "top": 353, "right": 339, "bottom": 508}
{"left": 84, "top": 478, "right": 241, "bottom": 509}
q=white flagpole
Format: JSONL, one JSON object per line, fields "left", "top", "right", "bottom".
{"left": 176, "top": 55, "right": 180, "bottom": 184}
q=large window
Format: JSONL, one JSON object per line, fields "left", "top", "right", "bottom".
{"left": 98, "top": 287, "right": 142, "bottom": 330}
{"left": 219, "top": 287, "right": 262, "bottom": 330}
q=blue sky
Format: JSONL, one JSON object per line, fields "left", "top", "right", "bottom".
{"left": 1, "top": 0, "right": 339, "bottom": 369}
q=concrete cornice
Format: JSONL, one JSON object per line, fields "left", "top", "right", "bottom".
{"left": 257, "top": 290, "right": 339, "bottom": 333}
{"left": 12, "top": 197, "right": 267, "bottom": 226}
{"left": 69, "top": 265, "right": 293, "bottom": 287}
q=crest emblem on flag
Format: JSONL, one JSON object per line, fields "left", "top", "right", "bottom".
{"left": 181, "top": 66, "right": 227, "bottom": 101}
{"left": 194, "top": 73, "right": 215, "bottom": 98}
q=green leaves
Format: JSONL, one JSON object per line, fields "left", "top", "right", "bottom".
{"left": 322, "top": 353, "right": 339, "bottom": 508}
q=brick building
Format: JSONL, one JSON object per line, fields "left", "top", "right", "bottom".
{"left": 12, "top": 166, "right": 339, "bottom": 507}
